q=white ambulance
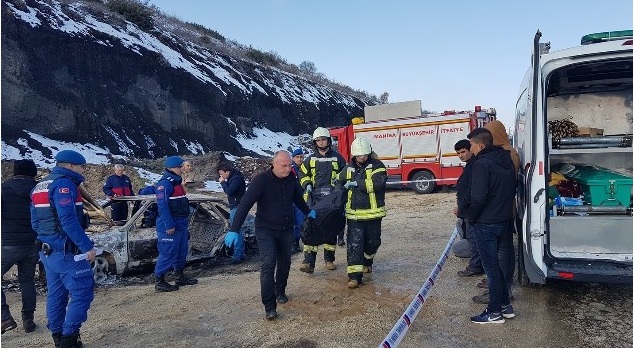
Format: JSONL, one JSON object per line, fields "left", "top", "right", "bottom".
{"left": 515, "top": 30, "right": 633, "bottom": 285}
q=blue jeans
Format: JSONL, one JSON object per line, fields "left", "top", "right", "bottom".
{"left": 498, "top": 220, "right": 515, "bottom": 294}
{"left": 255, "top": 227, "right": 294, "bottom": 312}
{"left": 229, "top": 207, "right": 246, "bottom": 262}
{"left": 1, "top": 245, "right": 38, "bottom": 320}
{"left": 293, "top": 205, "right": 305, "bottom": 241}
{"left": 464, "top": 220, "right": 483, "bottom": 273}
{"left": 474, "top": 221, "right": 511, "bottom": 313}
{"left": 39, "top": 249, "right": 94, "bottom": 335}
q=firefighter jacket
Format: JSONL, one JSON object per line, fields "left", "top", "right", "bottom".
{"left": 298, "top": 148, "right": 346, "bottom": 194}
{"left": 103, "top": 174, "right": 133, "bottom": 197}
{"left": 155, "top": 171, "right": 190, "bottom": 230}
{"left": 338, "top": 157, "right": 388, "bottom": 221}
{"left": 30, "top": 167, "right": 93, "bottom": 253}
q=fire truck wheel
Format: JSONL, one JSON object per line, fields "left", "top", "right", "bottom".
{"left": 410, "top": 171, "right": 436, "bottom": 194}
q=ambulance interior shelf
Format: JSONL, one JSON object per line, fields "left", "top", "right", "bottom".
{"left": 548, "top": 163, "right": 633, "bottom": 217}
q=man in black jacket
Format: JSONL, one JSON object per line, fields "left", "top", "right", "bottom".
{"left": 224, "top": 151, "right": 315, "bottom": 320}
{"left": 217, "top": 162, "right": 247, "bottom": 263}
{"left": 453, "top": 139, "right": 483, "bottom": 277}
{"left": 1, "top": 160, "right": 39, "bottom": 334}
{"left": 467, "top": 128, "right": 516, "bottom": 324}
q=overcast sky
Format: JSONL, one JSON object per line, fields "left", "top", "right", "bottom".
{"left": 148, "top": 0, "right": 632, "bottom": 129}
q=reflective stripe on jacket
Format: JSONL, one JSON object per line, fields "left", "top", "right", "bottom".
{"left": 338, "top": 157, "right": 387, "bottom": 221}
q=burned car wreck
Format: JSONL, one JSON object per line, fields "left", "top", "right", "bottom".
{"left": 84, "top": 193, "right": 255, "bottom": 283}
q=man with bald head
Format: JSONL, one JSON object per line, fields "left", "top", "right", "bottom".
{"left": 225, "top": 151, "right": 315, "bottom": 320}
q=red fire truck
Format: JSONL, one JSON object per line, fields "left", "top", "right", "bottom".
{"left": 329, "top": 101, "right": 496, "bottom": 193}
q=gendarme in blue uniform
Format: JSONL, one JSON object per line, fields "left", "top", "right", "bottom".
{"left": 30, "top": 151, "right": 94, "bottom": 343}
{"left": 154, "top": 170, "right": 190, "bottom": 277}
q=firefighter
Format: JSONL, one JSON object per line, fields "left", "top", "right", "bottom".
{"left": 337, "top": 138, "right": 387, "bottom": 288}
{"left": 298, "top": 127, "right": 346, "bottom": 273}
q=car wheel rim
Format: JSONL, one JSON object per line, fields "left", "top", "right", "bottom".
{"left": 91, "top": 257, "right": 109, "bottom": 284}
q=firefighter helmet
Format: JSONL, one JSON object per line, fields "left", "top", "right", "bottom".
{"left": 312, "top": 127, "right": 330, "bottom": 141}
{"left": 350, "top": 138, "right": 372, "bottom": 157}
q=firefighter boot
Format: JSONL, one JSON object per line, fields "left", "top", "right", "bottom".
{"left": 155, "top": 275, "right": 179, "bottom": 292}
{"left": 324, "top": 249, "right": 336, "bottom": 270}
{"left": 300, "top": 251, "right": 316, "bottom": 274}
{"left": 175, "top": 270, "right": 198, "bottom": 286}
{"left": 347, "top": 279, "right": 359, "bottom": 289}
{"left": 60, "top": 332, "right": 83, "bottom": 348}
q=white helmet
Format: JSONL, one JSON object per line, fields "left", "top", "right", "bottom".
{"left": 312, "top": 127, "right": 330, "bottom": 140}
{"left": 350, "top": 137, "right": 372, "bottom": 157}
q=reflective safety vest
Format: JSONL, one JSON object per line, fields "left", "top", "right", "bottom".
{"left": 298, "top": 149, "right": 346, "bottom": 199}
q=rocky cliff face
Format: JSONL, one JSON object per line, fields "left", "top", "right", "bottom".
{"left": 1, "top": 0, "right": 366, "bottom": 159}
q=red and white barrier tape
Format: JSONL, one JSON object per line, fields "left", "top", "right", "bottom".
{"left": 385, "top": 177, "right": 459, "bottom": 185}
{"left": 378, "top": 226, "right": 459, "bottom": 348}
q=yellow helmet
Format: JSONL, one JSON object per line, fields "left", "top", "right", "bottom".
{"left": 350, "top": 137, "right": 372, "bottom": 157}
{"left": 312, "top": 127, "right": 330, "bottom": 140}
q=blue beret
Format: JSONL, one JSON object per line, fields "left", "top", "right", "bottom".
{"left": 291, "top": 148, "right": 304, "bottom": 157}
{"left": 55, "top": 150, "right": 86, "bottom": 165}
{"left": 164, "top": 156, "right": 184, "bottom": 168}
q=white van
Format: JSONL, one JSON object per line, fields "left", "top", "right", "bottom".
{"left": 515, "top": 30, "right": 633, "bottom": 285}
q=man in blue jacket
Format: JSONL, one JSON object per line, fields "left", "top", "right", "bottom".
{"left": 102, "top": 164, "right": 134, "bottom": 223}
{"left": 467, "top": 128, "right": 516, "bottom": 324}
{"left": 154, "top": 156, "right": 197, "bottom": 292}
{"left": 217, "top": 162, "right": 246, "bottom": 263}
{"left": 30, "top": 150, "right": 96, "bottom": 348}
{"left": 224, "top": 151, "right": 315, "bottom": 320}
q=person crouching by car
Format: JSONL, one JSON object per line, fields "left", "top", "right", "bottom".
{"left": 154, "top": 156, "right": 198, "bottom": 292}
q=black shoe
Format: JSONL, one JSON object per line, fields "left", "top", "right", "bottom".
{"left": 60, "top": 332, "right": 83, "bottom": 348}
{"left": 276, "top": 293, "right": 288, "bottom": 304}
{"left": 175, "top": 273, "right": 198, "bottom": 286}
{"left": 155, "top": 277, "right": 179, "bottom": 292}
{"left": 265, "top": 310, "right": 278, "bottom": 320}
{"left": 23, "top": 318, "right": 36, "bottom": 333}
{"left": 1, "top": 317, "right": 17, "bottom": 334}
{"left": 52, "top": 332, "right": 62, "bottom": 348}
{"left": 457, "top": 269, "right": 484, "bottom": 277}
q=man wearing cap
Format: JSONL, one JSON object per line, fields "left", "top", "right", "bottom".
{"left": 102, "top": 164, "right": 134, "bottom": 223}
{"left": 30, "top": 150, "right": 95, "bottom": 348}
{"left": 290, "top": 148, "right": 305, "bottom": 253}
{"left": 2, "top": 159, "right": 39, "bottom": 334}
{"left": 153, "top": 156, "right": 198, "bottom": 292}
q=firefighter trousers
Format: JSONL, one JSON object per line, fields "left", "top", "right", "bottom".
{"left": 346, "top": 219, "right": 382, "bottom": 281}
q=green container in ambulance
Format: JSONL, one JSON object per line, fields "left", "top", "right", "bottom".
{"left": 565, "top": 165, "right": 633, "bottom": 206}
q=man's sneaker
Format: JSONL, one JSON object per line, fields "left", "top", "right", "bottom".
{"left": 457, "top": 269, "right": 484, "bottom": 277}
{"left": 470, "top": 309, "right": 505, "bottom": 324}
{"left": 276, "top": 293, "right": 288, "bottom": 304}
{"left": 477, "top": 278, "right": 488, "bottom": 289}
{"left": 325, "top": 261, "right": 336, "bottom": 270}
{"left": 299, "top": 262, "right": 314, "bottom": 274}
{"left": 1, "top": 317, "right": 17, "bottom": 334}
{"left": 473, "top": 291, "right": 514, "bottom": 304}
{"left": 265, "top": 310, "right": 278, "bottom": 321}
{"left": 501, "top": 304, "right": 515, "bottom": 319}
{"left": 362, "top": 266, "right": 373, "bottom": 273}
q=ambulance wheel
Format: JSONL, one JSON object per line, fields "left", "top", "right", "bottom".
{"left": 410, "top": 171, "right": 436, "bottom": 194}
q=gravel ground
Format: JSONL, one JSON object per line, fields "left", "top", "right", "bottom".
{"left": 2, "top": 190, "right": 632, "bottom": 348}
